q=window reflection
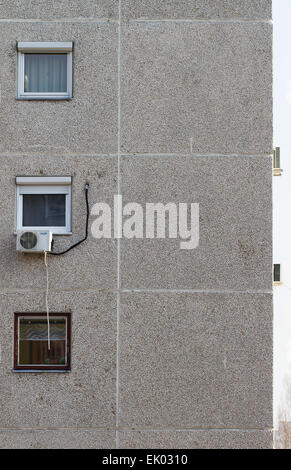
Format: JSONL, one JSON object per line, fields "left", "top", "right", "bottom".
{"left": 18, "top": 318, "right": 67, "bottom": 366}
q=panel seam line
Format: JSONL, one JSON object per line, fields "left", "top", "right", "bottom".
{"left": 116, "top": 0, "right": 121, "bottom": 451}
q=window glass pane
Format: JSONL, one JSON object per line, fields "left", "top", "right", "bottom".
{"left": 274, "top": 264, "right": 281, "bottom": 282}
{"left": 23, "top": 194, "right": 66, "bottom": 227}
{"left": 18, "top": 318, "right": 67, "bottom": 366}
{"left": 24, "top": 53, "right": 67, "bottom": 93}
{"left": 20, "top": 319, "right": 66, "bottom": 341}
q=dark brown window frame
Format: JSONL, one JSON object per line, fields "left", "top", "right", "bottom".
{"left": 14, "top": 312, "right": 71, "bottom": 371}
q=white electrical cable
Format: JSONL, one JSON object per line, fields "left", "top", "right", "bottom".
{"left": 44, "top": 251, "right": 50, "bottom": 350}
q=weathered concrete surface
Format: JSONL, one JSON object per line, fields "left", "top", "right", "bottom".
{"left": 119, "top": 292, "right": 272, "bottom": 428}
{"left": 0, "top": 0, "right": 272, "bottom": 21}
{"left": 0, "top": 1, "right": 119, "bottom": 19}
{"left": 0, "top": 22, "right": 118, "bottom": 154}
{"left": 120, "top": 22, "right": 272, "bottom": 155}
{"left": 0, "top": 0, "right": 273, "bottom": 450}
{"left": 0, "top": 290, "right": 116, "bottom": 428}
{"left": 119, "top": 430, "right": 273, "bottom": 449}
{"left": 0, "top": 156, "right": 117, "bottom": 291}
{"left": 120, "top": 155, "right": 272, "bottom": 291}
{"left": 0, "top": 429, "right": 115, "bottom": 449}
{"left": 122, "top": 1, "right": 272, "bottom": 20}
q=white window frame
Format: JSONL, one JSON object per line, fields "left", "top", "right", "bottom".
{"left": 17, "top": 42, "right": 73, "bottom": 99}
{"left": 16, "top": 176, "right": 72, "bottom": 235}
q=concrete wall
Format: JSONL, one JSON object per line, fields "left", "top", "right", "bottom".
{"left": 0, "top": 1, "right": 273, "bottom": 448}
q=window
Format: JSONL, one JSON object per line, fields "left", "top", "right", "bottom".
{"left": 273, "top": 147, "right": 282, "bottom": 176}
{"left": 14, "top": 313, "right": 71, "bottom": 371}
{"left": 274, "top": 264, "right": 281, "bottom": 284}
{"left": 17, "top": 42, "right": 73, "bottom": 99}
{"left": 273, "top": 147, "right": 280, "bottom": 169}
{"left": 16, "top": 176, "right": 72, "bottom": 235}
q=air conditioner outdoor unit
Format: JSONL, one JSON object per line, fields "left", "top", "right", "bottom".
{"left": 16, "top": 230, "right": 52, "bottom": 253}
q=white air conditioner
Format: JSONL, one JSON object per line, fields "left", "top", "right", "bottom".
{"left": 16, "top": 230, "right": 52, "bottom": 253}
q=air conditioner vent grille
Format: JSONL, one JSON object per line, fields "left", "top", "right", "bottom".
{"left": 20, "top": 232, "right": 38, "bottom": 249}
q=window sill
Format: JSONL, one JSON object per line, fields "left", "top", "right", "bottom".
{"left": 12, "top": 369, "right": 71, "bottom": 373}
{"left": 273, "top": 168, "right": 283, "bottom": 176}
{"left": 14, "top": 231, "right": 72, "bottom": 236}
{"left": 16, "top": 96, "right": 73, "bottom": 101}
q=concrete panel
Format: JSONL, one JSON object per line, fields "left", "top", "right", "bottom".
{"left": 120, "top": 156, "right": 272, "bottom": 291}
{"left": 0, "top": 429, "right": 115, "bottom": 449}
{"left": 0, "top": 1, "right": 119, "bottom": 20}
{"left": 120, "top": 22, "right": 272, "bottom": 155}
{"left": 119, "top": 292, "right": 272, "bottom": 428}
{"left": 122, "top": 1, "right": 272, "bottom": 20}
{"left": 0, "top": 290, "right": 116, "bottom": 428}
{"left": 118, "top": 429, "right": 273, "bottom": 449}
{"left": 0, "top": 22, "right": 118, "bottom": 154}
{"left": 0, "top": 155, "right": 117, "bottom": 291}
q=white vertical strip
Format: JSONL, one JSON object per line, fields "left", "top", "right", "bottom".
{"left": 116, "top": 0, "right": 122, "bottom": 450}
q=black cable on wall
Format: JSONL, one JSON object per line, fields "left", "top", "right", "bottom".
{"left": 50, "top": 183, "right": 89, "bottom": 256}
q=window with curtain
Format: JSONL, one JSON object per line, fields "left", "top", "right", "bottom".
{"left": 17, "top": 42, "right": 73, "bottom": 99}
{"left": 14, "top": 314, "right": 71, "bottom": 370}
{"left": 24, "top": 53, "right": 67, "bottom": 93}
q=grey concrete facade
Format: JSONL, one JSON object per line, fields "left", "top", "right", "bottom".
{"left": 0, "top": 1, "right": 272, "bottom": 449}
